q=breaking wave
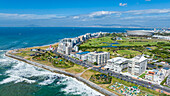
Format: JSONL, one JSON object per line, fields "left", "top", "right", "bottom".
{"left": 0, "top": 50, "right": 103, "bottom": 96}
{"left": 62, "top": 77, "right": 104, "bottom": 96}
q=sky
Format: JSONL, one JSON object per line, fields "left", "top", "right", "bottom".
{"left": 0, "top": 0, "right": 170, "bottom": 28}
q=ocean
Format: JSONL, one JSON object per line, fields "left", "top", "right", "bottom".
{"left": 0, "top": 27, "right": 151, "bottom": 96}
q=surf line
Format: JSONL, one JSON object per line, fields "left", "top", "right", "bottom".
{"left": 5, "top": 50, "right": 117, "bottom": 96}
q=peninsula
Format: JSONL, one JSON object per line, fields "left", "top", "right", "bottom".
{"left": 6, "top": 30, "right": 170, "bottom": 96}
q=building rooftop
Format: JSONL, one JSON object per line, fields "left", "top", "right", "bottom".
{"left": 127, "top": 30, "right": 154, "bottom": 33}
{"left": 132, "top": 55, "right": 147, "bottom": 62}
{"left": 76, "top": 51, "right": 90, "bottom": 55}
{"left": 88, "top": 51, "right": 109, "bottom": 55}
{"left": 108, "top": 57, "right": 128, "bottom": 64}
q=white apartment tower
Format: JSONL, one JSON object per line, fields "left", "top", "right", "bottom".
{"left": 57, "top": 38, "right": 74, "bottom": 55}
{"left": 88, "top": 52, "right": 110, "bottom": 65}
{"left": 128, "top": 55, "right": 147, "bottom": 76}
{"left": 105, "top": 57, "right": 128, "bottom": 73}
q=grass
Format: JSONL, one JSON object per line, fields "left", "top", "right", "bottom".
{"left": 64, "top": 64, "right": 87, "bottom": 74}
{"left": 32, "top": 59, "right": 54, "bottom": 67}
{"left": 122, "top": 70, "right": 128, "bottom": 73}
{"left": 117, "top": 50, "right": 142, "bottom": 56}
{"left": 81, "top": 69, "right": 100, "bottom": 80}
{"left": 15, "top": 51, "right": 35, "bottom": 57}
{"left": 80, "top": 36, "right": 114, "bottom": 47}
{"left": 115, "top": 40, "right": 158, "bottom": 46}
{"left": 80, "top": 36, "right": 169, "bottom": 48}
{"left": 90, "top": 74, "right": 112, "bottom": 84}
{"left": 139, "top": 73, "right": 146, "bottom": 78}
{"left": 13, "top": 47, "right": 75, "bottom": 69}
{"left": 163, "top": 46, "right": 170, "bottom": 49}
{"left": 160, "top": 76, "right": 168, "bottom": 85}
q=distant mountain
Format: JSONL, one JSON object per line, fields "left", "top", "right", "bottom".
{"left": 94, "top": 24, "right": 148, "bottom": 28}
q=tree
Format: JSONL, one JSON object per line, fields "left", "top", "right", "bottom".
{"left": 93, "top": 62, "right": 98, "bottom": 65}
{"left": 158, "top": 65, "right": 163, "bottom": 68}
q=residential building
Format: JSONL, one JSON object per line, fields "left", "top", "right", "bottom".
{"left": 116, "top": 37, "right": 122, "bottom": 40}
{"left": 84, "top": 33, "right": 91, "bottom": 39}
{"left": 70, "top": 52, "right": 77, "bottom": 58}
{"left": 128, "top": 55, "right": 147, "bottom": 76}
{"left": 61, "top": 38, "right": 74, "bottom": 47}
{"left": 65, "top": 47, "right": 72, "bottom": 55}
{"left": 76, "top": 51, "right": 90, "bottom": 60}
{"left": 74, "top": 45, "right": 79, "bottom": 52}
{"left": 146, "top": 68, "right": 170, "bottom": 84}
{"left": 104, "top": 57, "right": 128, "bottom": 73}
{"left": 153, "top": 35, "right": 170, "bottom": 40}
{"left": 145, "top": 71, "right": 155, "bottom": 81}
{"left": 57, "top": 38, "right": 74, "bottom": 55}
{"left": 78, "top": 35, "right": 85, "bottom": 42}
{"left": 87, "top": 51, "right": 110, "bottom": 65}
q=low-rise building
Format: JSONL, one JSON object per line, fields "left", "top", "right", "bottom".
{"left": 145, "top": 68, "right": 169, "bottom": 84}
{"left": 128, "top": 55, "right": 147, "bottom": 76}
{"left": 88, "top": 51, "right": 110, "bottom": 65}
{"left": 116, "top": 37, "right": 122, "bottom": 40}
{"left": 76, "top": 51, "right": 90, "bottom": 60}
{"left": 145, "top": 71, "right": 155, "bottom": 81}
{"left": 153, "top": 35, "right": 170, "bottom": 40}
{"left": 104, "top": 57, "right": 128, "bottom": 73}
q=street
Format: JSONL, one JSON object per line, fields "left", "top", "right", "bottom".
{"left": 53, "top": 49, "right": 170, "bottom": 93}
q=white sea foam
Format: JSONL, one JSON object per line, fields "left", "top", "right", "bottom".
{"left": 0, "top": 60, "right": 66, "bottom": 85}
{"left": 0, "top": 51, "right": 104, "bottom": 96}
{"left": 0, "top": 50, "right": 4, "bottom": 52}
{"left": 0, "top": 51, "right": 18, "bottom": 67}
{"left": 62, "top": 77, "right": 104, "bottom": 96}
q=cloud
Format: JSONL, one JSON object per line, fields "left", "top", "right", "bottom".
{"left": 119, "top": 3, "right": 127, "bottom": 6}
{"left": 0, "top": 9, "right": 170, "bottom": 27}
{"left": 125, "top": 9, "right": 170, "bottom": 15}
{"left": 0, "top": 13, "right": 65, "bottom": 20}
{"left": 72, "top": 11, "right": 120, "bottom": 20}
{"left": 88, "top": 11, "right": 118, "bottom": 18}
{"left": 145, "top": 0, "right": 151, "bottom": 1}
{"left": 1, "top": 9, "right": 169, "bottom": 21}
{"left": 71, "top": 9, "right": 170, "bottom": 20}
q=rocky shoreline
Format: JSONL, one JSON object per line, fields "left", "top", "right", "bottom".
{"left": 5, "top": 50, "right": 117, "bottom": 96}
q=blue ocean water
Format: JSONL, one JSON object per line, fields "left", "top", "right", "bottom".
{"left": 0, "top": 27, "right": 151, "bottom": 96}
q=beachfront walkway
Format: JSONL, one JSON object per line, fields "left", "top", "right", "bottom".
{"left": 76, "top": 67, "right": 92, "bottom": 77}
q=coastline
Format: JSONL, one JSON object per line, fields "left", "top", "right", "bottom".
{"left": 5, "top": 50, "right": 117, "bottom": 96}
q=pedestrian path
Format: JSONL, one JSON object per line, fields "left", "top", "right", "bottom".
{"left": 76, "top": 67, "right": 92, "bottom": 77}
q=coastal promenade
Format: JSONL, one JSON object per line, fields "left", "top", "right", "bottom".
{"left": 5, "top": 51, "right": 117, "bottom": 96}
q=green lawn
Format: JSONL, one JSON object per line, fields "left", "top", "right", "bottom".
{"left": 64, "top": 64, "right": 87, "bottom": 74}
{"left": 139, "top": 73, "right": 146, "bottom": 78}
{"left": 90, "top": 74, "right": 112, "bottom": 84}
{"left": 80, "top": 36, "right": 114, "bottom": 47}
{"left": 117, "top": 50, "right": 141, "bottom": 56}
{"left": 15, "top": 51, "right": 35, "bottom": 57}
{"left": 80, "top": 36, "right": 169, "bottom": 48}
{"left": 163, "top": 46, "right": 170, "bottom": 49}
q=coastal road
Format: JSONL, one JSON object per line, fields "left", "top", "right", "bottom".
{"left": 53, "top": 49, "right": 170, "bottom": 94}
